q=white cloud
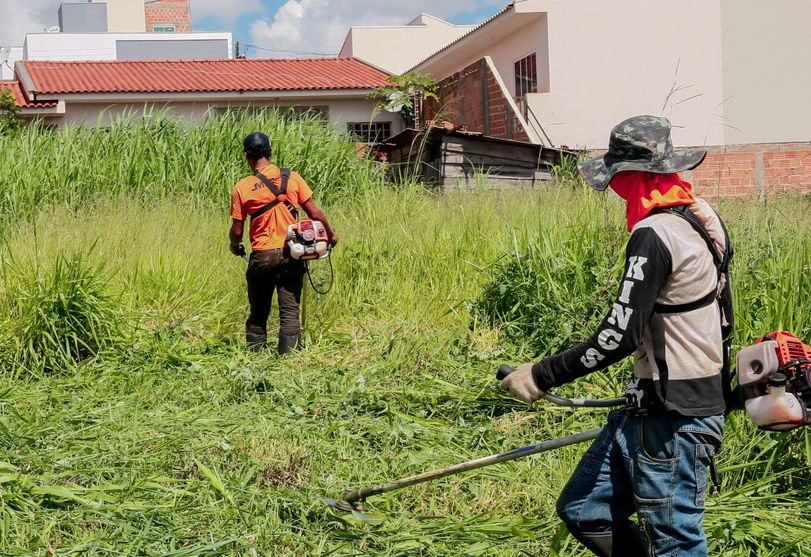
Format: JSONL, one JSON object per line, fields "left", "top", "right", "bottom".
{"left": 0, "top": 1, "right": 61, "bottom": 47}
{"left": 249, "top": 0, "right": 503, "bottom": 57}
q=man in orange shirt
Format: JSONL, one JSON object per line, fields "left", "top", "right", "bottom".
{"left": 230, "top": 132, "right": 339, "bottom": 354}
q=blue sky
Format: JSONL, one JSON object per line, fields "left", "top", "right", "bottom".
{"left": 190, "top": 0, "right": 505, "bottom": 58}
{"left": 0, "top": 1, "right": 505, "bottom": 55}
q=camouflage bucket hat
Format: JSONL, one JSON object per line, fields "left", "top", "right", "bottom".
{"left": 578, "top": 115, "right": 707, "bottom": 191}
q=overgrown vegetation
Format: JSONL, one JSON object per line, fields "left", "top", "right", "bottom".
{"left": 0, "top": 115, "right": 809, "bottom": 555}
{"left": 0, "top": 88, "right": 21, "bottom": 136}
{"left": 368, "top": 73, "right": 439, "bottom": 128}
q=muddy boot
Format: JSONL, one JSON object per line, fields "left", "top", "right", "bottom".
{"left": 246, "top": 325, "right": 267, "bottom": 352}
{"left": 277, "top": 332, "right": 301, "bottom": 355}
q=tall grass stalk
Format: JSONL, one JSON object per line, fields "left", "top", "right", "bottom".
{"left": 0, "top": 186, "right": 808, "bottom": 555}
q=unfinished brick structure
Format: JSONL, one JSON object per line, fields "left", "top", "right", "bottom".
{"left": 428, "top": 57, "right": 811, "bottom": 197}
{"left": 423, "top": 57, "right": 531, "bottom": 144}
{"left": 145, "top": 0, "right": 191, "bottom": 32}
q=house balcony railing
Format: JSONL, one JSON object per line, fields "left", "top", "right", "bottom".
{"left": 515, "top": 95, "right": 553, "bottom": 147}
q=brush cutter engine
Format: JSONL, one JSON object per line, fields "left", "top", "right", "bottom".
{"left": 287, "top": 219, "right": 329, "bottom": 261}
{"left": 736, "top": 331, "right": 811, "bottom": 431}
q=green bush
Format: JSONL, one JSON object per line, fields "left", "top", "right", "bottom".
{"left": 2, "top": 250, "right": 118, "bottom": 374}
{"left": 472, "top": 211, "right": 625, "bottom": 356}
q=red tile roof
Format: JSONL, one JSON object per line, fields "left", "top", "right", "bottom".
{"left": 22, "top": 58, "right": 391, "bottom": 95}
{"left": 0, "top": 81, "right": 57, "bottom": 108}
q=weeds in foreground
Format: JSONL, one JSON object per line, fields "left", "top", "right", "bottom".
{"left": 0, "top": 188, "right": 808, "bottom": 555}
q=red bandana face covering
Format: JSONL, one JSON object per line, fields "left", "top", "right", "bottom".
{"left": 609, "top": 171, "right": 696, "bottom": 231}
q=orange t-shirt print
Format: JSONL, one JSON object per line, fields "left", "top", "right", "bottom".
{"left": 230, "top": 164, "right": 314, "bottom": 251}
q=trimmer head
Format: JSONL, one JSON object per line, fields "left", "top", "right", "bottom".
{"left": 323, "top": 497, "right": 383, "bottom": 524}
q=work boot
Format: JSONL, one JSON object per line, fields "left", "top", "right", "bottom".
{"left": 575, "top": 528, "right": 649, "bottom": 557}
{"left": 246, "top": 326, "right": 267, "bottom": 352}
{"left": 277, "top": 332, "right": 301, "bottom": 355}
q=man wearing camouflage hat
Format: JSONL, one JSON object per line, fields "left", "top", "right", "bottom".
{"left": 500, "top": 115, "right": 733, "bottom": 556}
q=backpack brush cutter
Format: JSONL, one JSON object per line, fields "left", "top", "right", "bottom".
{"left": 737, "top": 331, "right": 811, "bottom": 430}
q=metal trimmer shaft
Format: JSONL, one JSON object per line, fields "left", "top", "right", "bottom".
{"left": 342, "top": 427, "right": 602, "bottom": 504}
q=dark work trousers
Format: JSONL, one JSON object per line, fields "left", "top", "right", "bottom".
{"left": 245, "top": 249, "right": 306, "bottom": 337}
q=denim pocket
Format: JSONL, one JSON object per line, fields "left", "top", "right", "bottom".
{"left": 640, "top": 416, "right": 678, "bottom": 463}
{"left": 694, "top": 442, "right": 716, "bottom": 507}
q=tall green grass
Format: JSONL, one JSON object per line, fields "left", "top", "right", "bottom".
{"left": 0, "top": 115, "right": 809, "bottom": 555}
{"left": 0, "top": 186, "right": 809, "bottom": 555}
{"left": 0, "top": 111, "right": 384, "bottom": 221}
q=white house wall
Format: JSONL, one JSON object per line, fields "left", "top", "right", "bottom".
{"left": 53, "top": 99, "right": 402, "bottom": 137}
{"left": 339, "top": 18, "right": 474, "bottom": 74}
{"left": 525, "top": 0, "right": 724, "bottom": 149}
{"left": 720, "top": 0, "right": 811, "bottom": 144}
{"left": 23, "top": 33, "right": 233, "bottom": 61}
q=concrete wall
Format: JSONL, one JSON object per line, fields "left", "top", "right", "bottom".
{"left": 415, "top": 1, "right": 726, "bottom": 150}
{"left": 23, "top": 33, "right": 233, "bottom": 61}
{"left": 525, "top": 0, "right": 724, "bottom": 150}
{"left": 339, "top": 15, "right": 474, "bottom": 74}
{"left": 58, "top": 3, "right": 108, "bottom": 33}
{"left": 720, "top": 0, "right": 811, "bottom": 144}
{"left": 90, "top": 0, "right": 146, "bottom": 33}
{"left": 51, "top": 98, "right": 402, "bottom": 138}
{"left": 116, "top": 39, "right": 229, "bottom": 60}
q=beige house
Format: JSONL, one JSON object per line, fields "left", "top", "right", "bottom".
{"left": 8, "top": 58, "right": 402, "bottom": 141}
{"left": 339, "top": 13, "right": 474, "bottom": 74}
{"left": 404, "top": 0, "right": 811, "bottom": 196}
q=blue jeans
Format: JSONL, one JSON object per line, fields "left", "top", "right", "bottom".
{"left": 556, "top": 409, "right": 723, "bottom": 557}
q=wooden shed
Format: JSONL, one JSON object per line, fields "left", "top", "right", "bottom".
{"left": 376, "top": 127, "right": 576, "bottom": 189}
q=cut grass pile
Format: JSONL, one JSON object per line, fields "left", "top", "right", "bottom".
{"left": 0, "top": 115, "right": 809, "bottom": 555}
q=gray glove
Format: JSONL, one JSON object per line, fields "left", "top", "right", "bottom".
{"left": 500, "top": 363, "right": 545, "bottom": 403}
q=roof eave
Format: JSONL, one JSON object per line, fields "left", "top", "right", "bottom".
{"left": 32, "top": 89, "right": 381, "bottom": 103}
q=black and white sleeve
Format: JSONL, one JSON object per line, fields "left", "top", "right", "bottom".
{"left": 531, "top": 227, "right": 672, "bottom": 391}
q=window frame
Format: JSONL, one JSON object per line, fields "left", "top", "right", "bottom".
{"left": 346, "top": 121, "right": 392, "bottom": 143}
{"left": 514, "top": 51, "right": 538, "bottom": 99}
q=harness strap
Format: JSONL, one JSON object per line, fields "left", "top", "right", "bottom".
{"left": 659, "top": 206, "right": 725, "bottom": 272}
{"left": 653, "top": 289, "right": 716, "bottom": 314}
{"left": 249, "top": 168, "right": 297, "bottom": 220}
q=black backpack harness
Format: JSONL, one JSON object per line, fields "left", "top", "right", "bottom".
{"left": 652, "top": 205, "right": 736, "bottom": 411}
{"left": 249, "top": 168, "right": 298, "bottom": 221}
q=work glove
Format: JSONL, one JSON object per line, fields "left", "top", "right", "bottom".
{"left": 500, "top": 363, "right": 545, "bottom": 403}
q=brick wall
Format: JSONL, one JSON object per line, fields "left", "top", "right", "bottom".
{"left": 424, "top": 58, "right": 531, "bottom": 143}
{"left": 683, "top": 143, "right": 811, "bottom": 198}
{"left": 145, "top": 0, "right": 191, "bottom": 32}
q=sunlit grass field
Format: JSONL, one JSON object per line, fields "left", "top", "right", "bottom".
{"left": 0, "top": 115, "right": 809, "bottom": 555}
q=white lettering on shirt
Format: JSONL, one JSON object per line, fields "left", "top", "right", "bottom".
{"left": 607, "top": 303, "right": 634, "bottom": 331}
{"left": 598, "top": 329, "right": 623, "bottom": 351}
{"left": 626, "top": 256, "right": 648, "bottom": 281}
{"left": 580, "top": 348, "right": 605, "bottom": 369}
{"left": 618, "top": 280, "right": 635, "bottom": 304}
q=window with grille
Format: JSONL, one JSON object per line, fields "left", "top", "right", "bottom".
{"left": 514, "top": 52, "right": 538, "bottom": 98}
{"left": 347, "top": 122, "right": 391, "bottom": 143}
